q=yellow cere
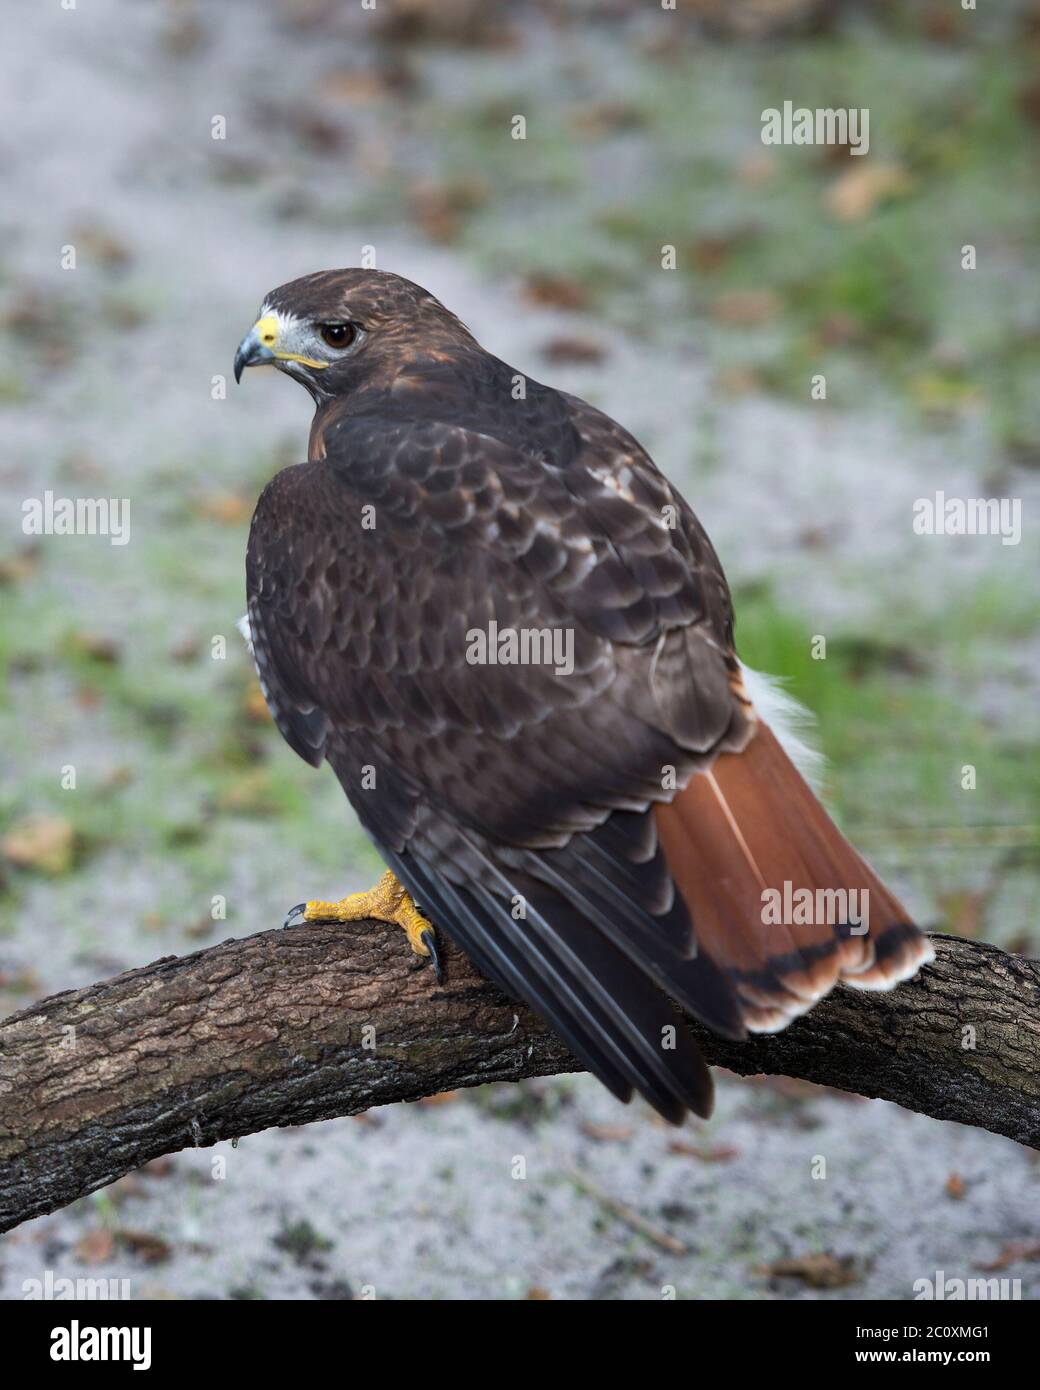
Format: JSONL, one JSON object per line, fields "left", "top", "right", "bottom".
{"left": 253, "top": 314, "right": 329, "bottom": 370}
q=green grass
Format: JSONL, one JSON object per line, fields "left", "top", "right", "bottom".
{"left": 364, "top": 25, "right": 1037, "bottom": 450}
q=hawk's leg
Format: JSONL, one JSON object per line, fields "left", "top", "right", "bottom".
{"left": 289, "top": 869, "right": 441, "bottom": 979}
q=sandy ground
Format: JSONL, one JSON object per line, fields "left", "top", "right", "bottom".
{"left": 1, "top": 0, "right": 1037, "bottom": 1300}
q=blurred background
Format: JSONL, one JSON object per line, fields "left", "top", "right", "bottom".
{"left": 1, "top": 0, "right": 1038, "bottom": 1299}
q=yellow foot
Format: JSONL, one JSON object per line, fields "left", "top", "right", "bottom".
{"left": 286, "top": 870, "right": 441, "bottom": 979}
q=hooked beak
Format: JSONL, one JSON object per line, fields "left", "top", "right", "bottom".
{"left": 234, "top": 324, "right": 276, "bottom": 383}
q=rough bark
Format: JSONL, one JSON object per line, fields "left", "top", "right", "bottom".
{"left": 0, "top": 924, "right": 1037, "bottom": 1234}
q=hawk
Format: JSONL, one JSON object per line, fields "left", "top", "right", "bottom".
{"left": 234, "top": 269, "right": 933, "bottom": 1123}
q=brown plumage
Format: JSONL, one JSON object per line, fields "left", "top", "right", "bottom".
{"left": 236, "top": 268, "right": 933, "bottom": 1123}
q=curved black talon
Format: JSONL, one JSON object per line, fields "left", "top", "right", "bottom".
{"left": 420, "top": 928, "right": 443, "bottom": 983}
{"left": 284, "top": 903, "right": 307, "bottom": 928}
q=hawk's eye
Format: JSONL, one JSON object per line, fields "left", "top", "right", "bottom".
{"left": 319, "top": 322, "right": 356, "bottom": 350}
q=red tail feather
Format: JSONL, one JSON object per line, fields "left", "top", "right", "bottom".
{"left": 655, "top": 722, "right": 934, "bottom": 1033}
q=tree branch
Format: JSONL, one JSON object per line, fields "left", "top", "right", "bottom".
{"left": 1, "top": 923, "right": 1037, "bottom": 1233}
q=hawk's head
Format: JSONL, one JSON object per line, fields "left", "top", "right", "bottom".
{"left": 233, "top": 269, "right": 476, "bottom": 399}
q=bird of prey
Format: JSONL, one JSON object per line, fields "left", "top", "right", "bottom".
{"left": 234, "top": 269, "right": 933, "bottom": 1123}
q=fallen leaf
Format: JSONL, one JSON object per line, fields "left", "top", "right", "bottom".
{"left": 763, "top": 1252, "right": 859, "bottom": 1289}
{"left": 408, "top": 177, "right": 488, "bottom": 244}
{"left": 141, "top": 1157, "right": 175, "bottom": 1179}
{"left": 540, "top": 335, "right": 607, "bottom": 365}
{"left": 526, "top": 1286, "right": 552, "bottom": 1299}
{"left": 76, "top": 1230, "right": 115, "bottom": 1264}
{"left": 319, "top": 69, "right": 398, "bottom": 105}
{"left": 826, "top": 163, "right": 912, "bottom": 222}
{"left": 71, "top": 225, "right": 133, "bottom": 269}
{"left": 70, "top": 632, "right": 121, "bottom": 664}
{"left": 710, "top": 289, "right": 781, "bottom": 326}
{"left": 688, "top": 233, "right": 740, "bottom": 272}
{"left": 169, "top": 635, "right": 203, "bottom": 663}
{"left": 217, "top": 770, "right": 279, "bottom": 816}
{"left": 715, "top": 365, "right": 762, "bottom": 395}
{"left": 581, "top": 1122, "right": 634, "bottom": 1143}
{"left": 160, "top": 13, "right": 208, "bottom": 56}
{"left": 571, "top": 103, "right": 645, "bottom": 137}
{"left": 2, "top": 814, "right": 76, "bottom": 875}
{"left": 945, "top": 1172, "right": 966, "bottom": 1200}
{"left": 0, "top": 547, "right": 41, "bottom": 585}
{"left": 522, "top": 274, "right": 590, "bottom": 312}
{"left": 975, "top": 1242, "right": 1040, "bottom": 1272}
{"left": 668, "top": 1140, "right": 739, "bottom": 1162}
{"left": 935, "top": 889, "right": 990, "bottom": 940}
{"left": 0, "top": 968, "right": 42, "bottom": 997}
{"left": 115, "top": 1230, "right": 172, "bottom": 1264}
{"left": 736, "top": 152, "right": 776, "bottom": 186}
{"left": 194, "top": 492, "right": 251, "bottom": 525}
{"left": 375, "top": 0, "right": 512, "bottom": 48}
{"left": 1020, "top": 78, "right": 1040, "bottom": 125}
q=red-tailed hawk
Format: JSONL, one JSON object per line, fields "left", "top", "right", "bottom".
{"left": 234, "top": 269, "right": 932, "bottom": 1122}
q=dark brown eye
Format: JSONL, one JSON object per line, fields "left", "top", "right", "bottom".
{"left": 319, "top": 322, "right": 356, "bottom": 350}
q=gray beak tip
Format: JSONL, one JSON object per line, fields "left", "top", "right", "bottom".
{"left": 234, "top": 333, "right": 276, "bottom": 384}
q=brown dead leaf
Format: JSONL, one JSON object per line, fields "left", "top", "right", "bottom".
{"left": 945, "top": 1171, "right": 967, "bottom": 1200}
{"left": 76, "top": 1230, "right": 115, "bottom": 1265}
{"left": 2, "top": 814, "right": 76, "bottom": 875}
{"left": 715, "top": 365, "right": 763, "bottom": 395}
{"left": 540, "top": 335, "right": 607, "bottom": 365}
{"left": 580, "top": 1122, "right": 634, "bottom": 1143}
{"left": 522, "top": 274, "right": 590, "bottom": 312}
{"left": 710, "top": 289, "right": 781, "bottom": 326}
{"left": 0, "top": 968, "right": 42, "bottom": 997}
{"left": 571, "top": 103, "right": 645, "bottom": 137}
{"left": 375, "top": 0, "right": 513, "bottom": 48}
{"left": 975, "top": 1242, "right": 1040, "bottom": 1272}
{"left": 936, "top": 888, "right": 990, "bottom": 940}
{"left": 169, "top": 635, "right": 203, "bottom": 663}
{"left": 106, "top": 1174, "right": 146, "bottom": 1203}
{"left": 688, "top": 234, "right": 739, "bottom": 273}
{"left": 921, "top": 3, "right": 961, "bottom": 42}
{"left": 71, "top": 225, "right": 133, "bottom": 269}
{"left": 826, "top": 163, "right": 912, "bottom": 222}
{"left": 409, "top": 177, "right": 488, "bottom": 244}
{"left": 70, "top": 632, "right": 122, "bottom": 664}
{"left": 736, "top": 152, "right": 776, "bottom": 186}
{"left": 763, "top": 1252, "right": 859, "bottom": 1289}
{"left": 115, "top": 1230, "right": 172, "bottom": 1264}
{"left": 0, "top": 546, "right": 41, "bottom": 585}
{"left": 668, "top": 1140, "right": 739, "bottom": 1162}
{"left": 321, "top": 70, "right": 387, "bottom": 104}
{"left": 161, "top": 14, "right": 208, "bottom": 57}
{"left": 194, "top": 492, "right": 251, "bottom": 525}
{"left": 1020, "top": 78, "right": 1040, "bottom": 125}
{"left": 217, "top": 770, "right": 279, "bottom": 816}
{"left": 525, "top": 1286, "right": 552, "bottom": 1299}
